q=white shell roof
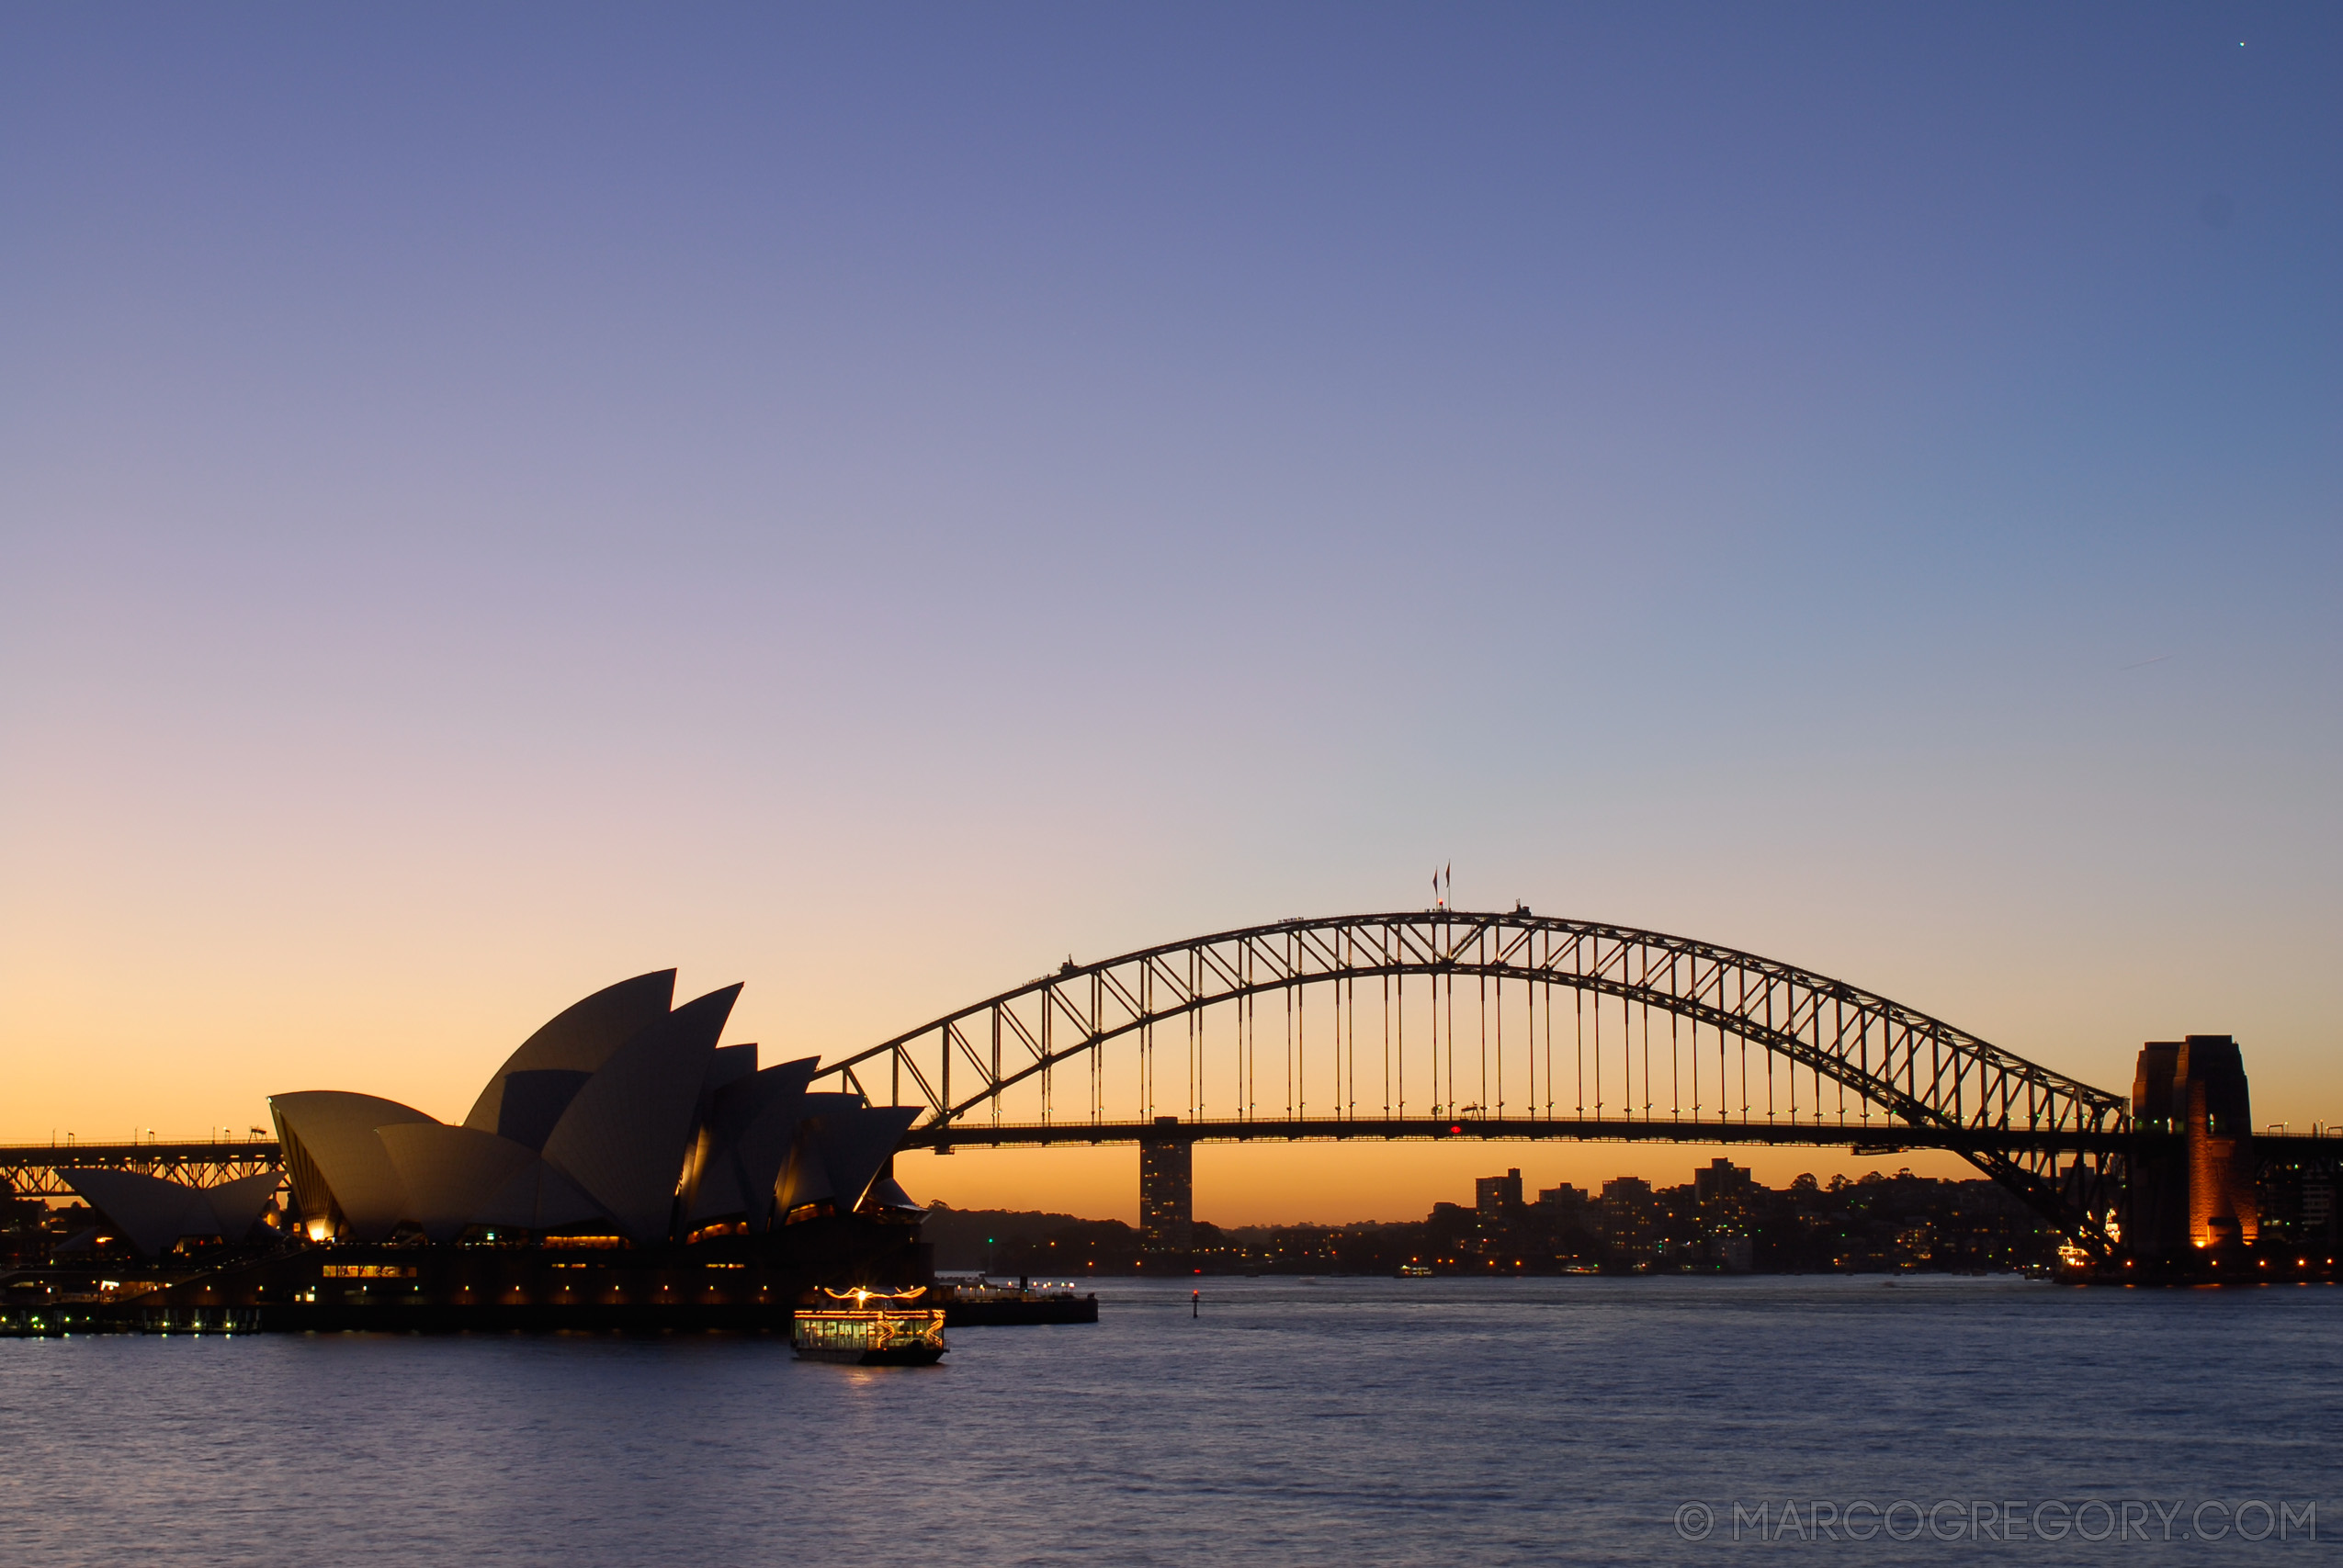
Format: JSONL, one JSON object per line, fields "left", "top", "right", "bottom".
{"left": 61, "top": 1168, "right": 284, "bottom": 1258}
{"left": 690, "top": 1057, "right": 819, "bottom": 1225}
{"left": 270, "top": 1090, "right": 438, "bottom": 1242}
{"left": 462, "top": 969, "right": 674, "bottom": 1135}
{"left": 540, "top": 984, "right": 739, "bottom": 1245}
{"left": 815, "top": 1105, "right": 922, "bottom": 1215}
{"left": 377, "top": 1123, "right": 543, "bottom": 1243}
{"left": 62, "top": 1169, "right": 208, "bottom": 1258}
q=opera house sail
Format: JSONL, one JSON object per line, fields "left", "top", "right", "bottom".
{"left": 65, "top": 971, "right": 933, "bottom": 1331}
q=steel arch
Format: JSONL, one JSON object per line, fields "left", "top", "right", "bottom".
{"left": 812, "top": 911, "right": 2131, "bottom": 1250}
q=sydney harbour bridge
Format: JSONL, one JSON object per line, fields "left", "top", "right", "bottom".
{"left": 7, "top": 909, "right": 2335, "bottom": 1269}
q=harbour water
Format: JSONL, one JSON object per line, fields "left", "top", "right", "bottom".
{"left": 2, "top": 1276, "right": 2334, "bottom": 1564}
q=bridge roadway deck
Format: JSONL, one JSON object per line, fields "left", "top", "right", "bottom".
{"left": 7, "top": 1130, "right": 2335, "bottom": 1193}
{"left": 913, "top": 1116, "right": 2148, "bottom": 1156}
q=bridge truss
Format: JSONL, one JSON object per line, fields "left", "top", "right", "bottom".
{"left": 814, "top": 911, "right": 2134, "bottom": 1253}
{"left": 1, "top": 1139, "right": 282, "bottom": 1200}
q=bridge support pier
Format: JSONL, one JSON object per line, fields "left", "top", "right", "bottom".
{"left": 1138, "top": 1116, "right": 1192, "bottom": 1256}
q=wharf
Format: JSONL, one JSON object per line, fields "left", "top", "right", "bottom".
{"left": 0, "top": 1213, "right": 931, "bottom": 1334}
{"left": 935, "top": 1279, "right": 1099, "bottom": 1325}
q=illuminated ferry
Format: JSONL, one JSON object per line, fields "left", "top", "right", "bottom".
{"left": 791, "top": 1286, "right": 947, "bottom": 1365}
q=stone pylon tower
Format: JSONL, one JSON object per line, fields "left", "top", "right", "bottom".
{"left": 2128, "top": 1035, "right": 2258, "bottom": 1258}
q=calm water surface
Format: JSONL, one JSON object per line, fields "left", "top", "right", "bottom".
{"left": 3, "top": 1276, "right": 2335, "bottom": 1564}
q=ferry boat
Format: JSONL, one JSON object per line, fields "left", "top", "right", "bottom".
{"left": 791, "top": 1287, "right": 947, "bottom": 1366}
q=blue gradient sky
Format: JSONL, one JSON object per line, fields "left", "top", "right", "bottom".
{"left": 5, "top": 6, "right": 2337, "bottom": 1220}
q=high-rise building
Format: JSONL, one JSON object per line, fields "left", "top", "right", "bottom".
{"left": 1475, "top": 1168, "right": 1524, "bottom": 1222}
{"left": 1138, "top": 1117, "right": 1193, "bottom": 1253}
{"left": 1693, "top": 1158, "right": 1753, "bottom": 1202}
{"left": 1599, "top": 1176, "right": 1657, "bottom": 1258}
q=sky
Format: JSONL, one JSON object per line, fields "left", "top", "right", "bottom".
{"left": 3, "top": 5, "right": 2337, "bottom": 1224}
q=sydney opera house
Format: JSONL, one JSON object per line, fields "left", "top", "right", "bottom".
{"left": 78, "top": 971, "right": 933, "bottom": 1330}
{"left": 272, "top": 969, "right": 920, "bottom": 1247}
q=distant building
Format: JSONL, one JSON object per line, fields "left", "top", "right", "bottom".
{"left": 1536, "top": 1182, "right": 1588, "bottom": 1212}
{"left": 1476, "top": 1168, "right": 1524, "bottom": 1222}
{"left": 1138, "top": 1118, "right": 1194, "bottom": 1254}
{"left": 1599, "top": 1176, "right": 1658, "bottom": 1258}
{"left": 1693, "top": 1158, "right": 1753, "bottom": 1202}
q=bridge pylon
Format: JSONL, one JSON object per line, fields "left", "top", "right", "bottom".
{"left": 2122, "top": 1036, "right": 2259, "bottom": 1263}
